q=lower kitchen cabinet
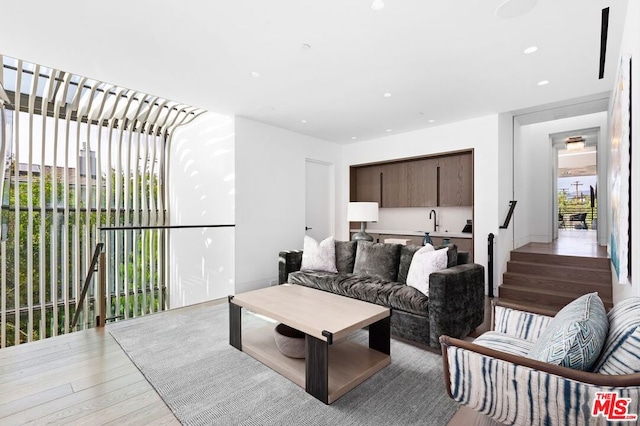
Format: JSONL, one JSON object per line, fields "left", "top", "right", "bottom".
{"left": 378, "top": 234, "right": 424, "bottom": 246}
{"left": 429, "top": 236, "right": 473, "bottom": 259}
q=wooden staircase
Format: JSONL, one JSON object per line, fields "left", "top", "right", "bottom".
{"left": 499, "top": 251, "right": 613, "bottom": 313}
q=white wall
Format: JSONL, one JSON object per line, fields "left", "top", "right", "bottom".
{"left": 612, "top": 0, "right": 640, "bottom": 302}
{"left": 340, "top": 115, "right": 501, "bottom": 293}
{"left": 234, "top": 117, "right": 341, "bottom": 293}
{"left": 512, "top": 118, "right": 533, "bottom": 247}
{"left": 497, "top": 112, "right": 514, "bottom": 294}
{"left": 513, "top": 112, "right": 608, "bottom": 246}
{"left": 168, "top": 112, "right": 235, "bottom": 308}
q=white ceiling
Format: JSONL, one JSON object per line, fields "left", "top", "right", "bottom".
{"left": 0, "top": 0, "right": 629, "bottom": 143}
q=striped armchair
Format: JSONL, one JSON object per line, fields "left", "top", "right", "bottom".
{"left": 440, "top": 297, "right": 640, "bottom": 425}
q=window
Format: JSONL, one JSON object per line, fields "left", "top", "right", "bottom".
{"left": 0, "top": 55, "right": 204, "bottom": 347}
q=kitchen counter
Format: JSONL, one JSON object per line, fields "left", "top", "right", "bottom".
{"left": 351, "top": 229, "right": 473, "bottom": 239}
{"left": 427, "top": 231, "right": 472, "bottom": 239}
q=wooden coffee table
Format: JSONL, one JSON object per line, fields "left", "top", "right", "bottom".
{"left": 228, "top": 284, "right": 391, "bottom": 404}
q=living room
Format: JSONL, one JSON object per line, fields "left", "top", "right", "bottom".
{"left": 1, "top": 1, "right": 638, "bottom": 305}
{"left": 1, "top": 0, "right": 639, "bottom": 424}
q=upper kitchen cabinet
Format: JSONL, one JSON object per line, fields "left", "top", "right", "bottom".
{"left": 407, "top": 158, "right": 438, "bottom": 207}
{"left": 438, "top": 152, "right": 473, "bottom": 207}
{"left": 381, "top": 162, "right": 408, "bottom": 207}
{"left": 355, "top": 165, "right": 382, "bottom": 203}
{"left": 350, "top": 150, "right": 473, "bottom": 207}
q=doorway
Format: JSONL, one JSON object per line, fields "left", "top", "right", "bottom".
{"left": 552, "top": 128, "right": 600, "bottom": 246}
{"left": 305, "top": 159, "right": 334, "bottom": 241}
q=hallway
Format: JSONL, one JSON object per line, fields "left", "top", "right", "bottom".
{"left": 515, "top": 229, "right": 607, "bottom": 258}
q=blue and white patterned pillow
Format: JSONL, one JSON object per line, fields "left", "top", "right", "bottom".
{"left": 528, "top": 292, "right": 608, "bottom": 371}
{"left": 593, "top": 297, "right": 640, "bottom": 374}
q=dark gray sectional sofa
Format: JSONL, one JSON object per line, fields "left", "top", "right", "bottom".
{"left": 278, "top": 240, "right": 485, "bottom": 349}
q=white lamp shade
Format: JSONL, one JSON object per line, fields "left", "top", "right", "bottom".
{"left": 348, "top": 202, "right": 379, "bottom": 222}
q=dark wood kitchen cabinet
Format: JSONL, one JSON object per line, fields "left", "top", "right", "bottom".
{"left": 407, "top": 157, "right": 438, "bottom": 207}
{"left": 351, "top": 150, "right": 473, "bottom": 208}
{"left": 355, "top": 165, "right": 382, "bottom": 203}
{"left": 381, "top": 162, "right": 408, "bottom": 207}
{"left": 438, "top": 152, "right": 472, "bottom": 207}
{"left": 429, "top": 236, "right": 473, "bottom": 256}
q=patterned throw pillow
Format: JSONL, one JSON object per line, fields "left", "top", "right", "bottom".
{"left": 528, "top": 292, "right": 608, "bottom": 371}
{"left": 593, "top": 297, "right": 640, "bottom": 374}
{"left": 300, "top": 236, "right": 338, "bottom": 273}
{"left": 405, "top": 246, "right": 448, "bottom": 296}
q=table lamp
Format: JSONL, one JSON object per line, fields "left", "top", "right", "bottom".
{"left": 348, "top": 202, "right": 379, "bottom": 241}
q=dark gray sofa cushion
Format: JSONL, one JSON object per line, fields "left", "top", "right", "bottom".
{"left": 387, "top": 284, "right": 430, "bottom": 316}
{"left": 398, "top": 245, "right": 421, "bottom": 285}
{"left": 397, "top": 243, "right": 458, "bottom": 284}
{"left": 290, "top": 271, "right": 429, "bottom": 316}
{"left": 434, "top": 243, "right": 458, "bottom": 268}
{"left": 353, "top": 241, "right": 401, "bottom": 282}
{"left": 288, "top": 270, "right": 351, "bottom": 293}
{"left": 335, "top": 240, "right": 357, "bottom": 273}
{"left": 289, "top": 270, "right": 356, "bottom": 299}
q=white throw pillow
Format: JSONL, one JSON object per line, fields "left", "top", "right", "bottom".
{"left": 301, "top": 236, "right": 338, "bottom": 273}
{"left": 421, "top": 243, "right": 436, "bottom": 253}
{"left": 406, "top": 247, "right": 448, "bottom": 296}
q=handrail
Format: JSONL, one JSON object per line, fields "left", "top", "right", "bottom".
{"left": 99, "top": 224, "right": 235, "bottom": 231}
{"left": 70, "top": 242, "right": 104, "bottom": 329}
{"left": 499, "top": 200, "right": 517, "bottom": 229}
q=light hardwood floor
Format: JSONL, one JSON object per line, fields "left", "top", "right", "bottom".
{"left": 514, "top": 229, "right": 607, "bottom": 258}
{"left": 1, "top": 296, "right": 492, "bottom": 425}
{"left": 0, "top": 315, "right": 186, "bottom": 425}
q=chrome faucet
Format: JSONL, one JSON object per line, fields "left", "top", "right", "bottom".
{"left": 429, "top": 209, "right": 438, "bottom": 232}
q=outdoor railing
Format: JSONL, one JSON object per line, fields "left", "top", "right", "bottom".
{"left": 97, "top": 224, "right": 234, "bottom": 326}
{"left": 559, "top": 205, "right": 597, "bottom": 230}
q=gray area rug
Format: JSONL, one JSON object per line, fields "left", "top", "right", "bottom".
{"left": 109, "top": 302, "right": 458, "bottom": 425}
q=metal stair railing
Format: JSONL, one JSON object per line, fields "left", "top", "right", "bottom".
{"left": 70, "top": 242, "right": 106, "bottom": 329}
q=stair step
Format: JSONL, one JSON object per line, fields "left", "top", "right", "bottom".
{"left": 499, "top": 284, "right": 614, "bottom": 311}
{"left": 511, "top": 251, "right": 610, "bottom": 270}
{"left": 495, "top": 297, "right": 565, "bottom": 316}
{"left": 502, "top": 272, "right": 612, "bottom": 299}
{"left": 507, "top": 261, "right": 611, "bottom": 284}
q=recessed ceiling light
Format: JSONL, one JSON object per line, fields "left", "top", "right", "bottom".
{"left": 537, "top": 80, "right": 549, "bottom": 86}
{"left": 523, "top": 46, "right": 538, "bottom": 54}
{"left": 428, "top": 119, "right": 435, "bottom": 123}
{"left": 371, "top": 0, "right": 385, "bottom": 11}
{"left": 250, "top": 71, "right": 260, "bottom": 78}
{"left": 300, "top": 119, "right": 307, "bottom": 124}
{"left": 383, "top": 92, "right": 392, "bottom": 98}
{"left": 386, "top": 129, "right": 392, "bottom": 132}
{"left": 351, "top": 136, "right": 358, "bottom": 140}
